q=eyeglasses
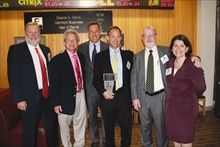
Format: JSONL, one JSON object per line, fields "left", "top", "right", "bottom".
{"left": 142, "top": 34, "right": 155, "bottom": 38}
{"left": 65, "top": 39, "right": 78, "bottom": 42}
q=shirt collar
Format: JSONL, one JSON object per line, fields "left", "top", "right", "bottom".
{"left": 66, "top": 49, "right": 77, "bottom": 57}
{"left": 145, "top": 45, "right": 157, "bottom": 52}
{"left": 27, "top": 42, "right": 40, "bottom": 50}
{"left": 109, "top": 47, "right": 120, "bottom": 53}
{"left": 89, "top": 40, "right": 100, "bottom": 47}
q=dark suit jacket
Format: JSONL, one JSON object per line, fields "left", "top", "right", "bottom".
{"left": 93, "top": 48, "right": 133, "bottom": 110}
{"left": 7, "top": 41, "right": 52, "bottom": 108}
{"left": 78, "top": 41, "right": 109, "bottom": 98}
{"left": 50, "top": 50, "right": 85, "bottom": 115}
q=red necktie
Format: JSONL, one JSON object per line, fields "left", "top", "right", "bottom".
{"left": 73, "top": 55, "right": 82, "bottom": 92}
{"left": 35, "top": 48, "right": 49, "bottom": 98}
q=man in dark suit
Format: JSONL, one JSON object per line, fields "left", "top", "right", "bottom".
{"left": 93, "top": 26, "right": 133, "bottom": 147}
{"left": 7, "top": 22, "right": 59, "bottom": 147}
{"left": 78, "top": 22, "right": 109, "bottom": 146}
{"left": 51, "top": 29, "right": 87, "bottom": 147}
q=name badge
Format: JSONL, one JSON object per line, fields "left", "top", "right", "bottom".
{"left": 166, "top": 67, "right": 172, "bottom": 76}
{"left": 160, "top": 54, "right": 169, "bottom": 64}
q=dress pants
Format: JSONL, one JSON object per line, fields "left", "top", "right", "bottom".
{"left": 21, "top": 92, "right": 59, "bottom": 147}
{"left": 58, "top": 89, "right": 87, "bottom": 147}
{"left": 139, "top": 91, "right": 168, "bottom": 147}
{"left": 102, "top": 90, "right": 132, "bottom": 147}
{"left": 87, "top": 91, "right": 105, "bottom": 143}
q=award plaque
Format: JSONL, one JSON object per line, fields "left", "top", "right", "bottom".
{"left": 103, "top": 73, "right": 117, "bottom": 92}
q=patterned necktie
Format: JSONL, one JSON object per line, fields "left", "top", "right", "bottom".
{"left": 35, "top": 48, "right": 49, "bottom": 98}
{"left": 146, "top": 50, "right": 154, "bottom": 93}
{"left": 112, "top": 51, "right": 118, "bottom": 90}
{"left": 92, "top": 44, "right": 96, "bottom": 64}
{"left": 73, "top": 55, "right": 82, "bottom": 92}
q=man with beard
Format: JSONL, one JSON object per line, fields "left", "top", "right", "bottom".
{"left": 7, "top": 22, "right": 59, "bottom": 147}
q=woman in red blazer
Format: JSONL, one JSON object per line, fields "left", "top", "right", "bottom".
{"left": 165, "top": 34, "right": 206, "bottom": 147}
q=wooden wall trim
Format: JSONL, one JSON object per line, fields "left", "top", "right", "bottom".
{"left": 0, "top": 0, "right": 197, "bottom": 88}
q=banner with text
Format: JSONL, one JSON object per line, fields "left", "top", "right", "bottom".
{"left": 24, "top": 11, "right": 112, "bottom": 34}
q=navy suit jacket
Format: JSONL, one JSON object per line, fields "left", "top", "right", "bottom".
{"left": 7, "top": 41, "right": 52, "bottom": 108}
{"left": 50, "top": 50, "right": 85, "bottom": 115}
{"left": 93, "top": 48, "right": 133, "bottom": 110}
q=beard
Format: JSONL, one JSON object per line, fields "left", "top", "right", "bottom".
{"left": 144, "top": 41, "right": 156, "bottom": 49}
{"left": 25, "top": 36, "right": 41, "bottom": 46}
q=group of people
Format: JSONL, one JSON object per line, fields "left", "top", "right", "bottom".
{"left": 7, "top": 21, "right": 206, "bottom": 147}
{"left": 131, "top": 26, "right": 206, "bottom": 147}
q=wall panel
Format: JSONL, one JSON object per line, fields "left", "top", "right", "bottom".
{"left": 0, "top": 0, "right": 197, "bottom": 88}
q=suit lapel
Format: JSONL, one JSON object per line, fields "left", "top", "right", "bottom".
{"left": 100, "top": 41, "right": 108, "bottom": 52}
{"left": 157, "top": 46, "right": 166, "bottom": 73}
{"left": 157, "top": 46, "right": 167, "bottom": 88}
{"left": 22, "top": 42, "right": 34, "bottom": 64}
{"left": 21, "top": 42, "right": 39, "bottom": 86}
{"left": 140, "top": 50, "right": 145, "bottom": 82}
{"left": 40, "top": 45, "right": 49, "bottom": 62}
{"left": 84, "top": 41, "right": 92, "bottom": 63}
{"left": 63, "top": 50, "right": 76, "bottom": 82}
{"left": 63, "top": 50, "right": 74, "bottom": 71}
{"left": 21, "top": 42, "right": 37, "bottom": 71}
{"left": 120, "top": 50, "right": 128, "bottom": 76}
{"left": 103, "top": 48, "right": 113, "bottom": 72}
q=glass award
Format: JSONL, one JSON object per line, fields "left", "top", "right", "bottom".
{"left": 103, "top": 73, "right": 117, "bottom": 92}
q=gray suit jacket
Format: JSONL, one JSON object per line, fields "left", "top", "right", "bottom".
{"left": 78, "top": 40, "right": 109, "bottom": 97}
{"left": 131, "top": 45, "right": 170, "bottom": 104}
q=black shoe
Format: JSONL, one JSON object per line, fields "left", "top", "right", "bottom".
{"left": 91, "top": 142, "right": 100, "bottom": 147}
